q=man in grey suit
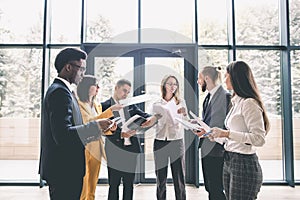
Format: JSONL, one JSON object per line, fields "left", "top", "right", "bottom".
{"left": 39, "top": 48, "right": 114, "bottom": 200}
{"left": 195, "top": 66, "right": 231, "bottom": 200}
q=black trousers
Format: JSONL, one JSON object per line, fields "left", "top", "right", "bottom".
{"left": 107, "top": 166, "right": 136, "bottom": 200}
{"left": 105, "top": 142, "right": 138, "bottom": 200}
{"left": 154, "top": 139, "right": 186, "bottom": 200}
{"left": 47, "top": 176, "right": 83, "bottom": 200}
{"left": 201, "top": 155, "right": 226, "bottom": 200}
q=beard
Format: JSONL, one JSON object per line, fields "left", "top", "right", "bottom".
{"left": 201, "top": 81, "right": 207, "bottom": 92}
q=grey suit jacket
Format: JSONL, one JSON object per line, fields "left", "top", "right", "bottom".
{"left": 199, "top": 85, "right": 231, "bottom": 157}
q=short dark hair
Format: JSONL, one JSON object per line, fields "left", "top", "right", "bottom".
{"left": 54, "top": 47, "right": 87, "bottom": 73}
{"left": 77, "top": 75, "right": 97, "bottom": 102}
{"left": 116, "top": 79, "right": 131, "bottom": 87}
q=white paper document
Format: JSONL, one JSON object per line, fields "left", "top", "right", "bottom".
{"left": 189, "top": 110, "right": 212, "bottom": 136}
{"left": 152, "top": 99, "right": 181, "bottom": 125}
{"left": 119, "top": 94, "right": 155, "bottom": 106}
{"left": 175, "top": 117, "right": 202, "bottom": 131}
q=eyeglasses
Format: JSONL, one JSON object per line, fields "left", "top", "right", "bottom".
{"left": 166, "top": 82, "right": 178, "bottom": 87}
{"left": 69, "top": 63, "right": 86, "bottom": 72}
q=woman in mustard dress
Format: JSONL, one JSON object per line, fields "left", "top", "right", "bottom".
{"left": 77, "top": 75, "right": 122, "bottom": 200}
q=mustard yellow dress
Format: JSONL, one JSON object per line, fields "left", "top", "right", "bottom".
{"left": 79, "top": 101, "right": 113, "bottom": 200}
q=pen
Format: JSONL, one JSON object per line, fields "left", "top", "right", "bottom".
{"left": 203, "top": 130, "right": 212, "bottom": 137}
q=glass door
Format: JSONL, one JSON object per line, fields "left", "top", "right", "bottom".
{"left": 138, "top": 49, "right": 199, "bottom": 186}
{"left": 84, "top": 44, "right": 198, "bottom": 185}
{"left": 142, "top": 55, "right": 185, "bottom": 182}
{"left": 92, "top": 56, "right": 134, "bottom": 182}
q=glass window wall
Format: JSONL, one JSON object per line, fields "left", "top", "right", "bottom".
{"left": 0, "top": 0, "right": 298, "bottom": 185}
{"left": 291, "top": 50, "right": 300, "bottom": 181}
{"left": 141, "top": 0, "right": 194, "bottom": 43}
{"left": 197, "top": 0, "right": 227, "bottom": 45}
{"left": 0, "top": 48, "right": 42, "bottom": 182}
{"left": 235, "top": 0, "right": 279, "bottom": 45}
{"left": 0, "top": 0, "right": 43, "bottom": 44}
{"left": 86, "top": 0, "right": 138, "bottom": 43}
{"left": 236, "top": 50, "right": 283, "bottom": 181}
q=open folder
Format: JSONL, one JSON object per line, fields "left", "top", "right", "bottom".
{"left": 121, "top": 114, "right": 155, "bottom": 133}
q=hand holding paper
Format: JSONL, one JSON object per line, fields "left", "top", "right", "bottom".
{"left": 188, "top": 110, "right": 212, "bottom": 137}
{"left": 141, "top": 114, "right": 162, "bottom": 128}
{"left": 175, "top": 117, "right": 202, "bottom": 131}
{"left": 152, "top": 99, "right": 181, "bottom": 125}
{"left": 121, "top": 114, "right": 157, "bottom": 133}
{"left": 107, "top": 117, "right": 122, "bottom": 132}
{"left": 192, "top": 128, "right": 207, "bottom": 137}
{"left": 121, "top": 130, "right": 136, "bottom": 138}
{"left": 209, "top": 127, "right": 230, "bottom": 138}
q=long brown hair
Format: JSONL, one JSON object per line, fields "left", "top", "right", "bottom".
{"left": 77, "top": 75, "right": 97, "bottom": 102}
{"left": 161, "top": 75, "right": 180, "bottom": 105}
{"left": 226, "top": 61, "right": 270, "bottom": 134}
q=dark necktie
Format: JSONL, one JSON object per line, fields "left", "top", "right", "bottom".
{"left": 202, "top": 93, "right": 211, "bottom": 115}
{"left": 113, "top": 110, "right": 122, "bottom": 128}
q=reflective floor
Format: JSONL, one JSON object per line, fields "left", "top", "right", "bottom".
{"left": 0, "top": 184, "right": 299, "bottom": 200}
{"left": 1, "top": 159, "right": 299, "bottom": 182}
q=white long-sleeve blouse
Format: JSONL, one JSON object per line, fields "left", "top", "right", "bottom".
{"left": 153, "top": 97, "right": 187, "bottom": 141}
{"left": 224, "top": 95, "right": 266, "bottom": 154}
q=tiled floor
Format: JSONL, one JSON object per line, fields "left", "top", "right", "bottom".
{"left": 0, "top": 184, "right": 299, "bottom": 200}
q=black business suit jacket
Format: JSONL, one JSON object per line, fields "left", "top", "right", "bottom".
{"left": 39, "top": 78, "right": 101, "bottom": 183}
{"left": 199, "top": 86, "right": 231, "bottom": 157}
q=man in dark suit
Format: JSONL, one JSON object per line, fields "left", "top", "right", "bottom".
{"left": 196, "top": 66, "right": 231, "bottom": 200}
{"left": 102, "top": 79, "right": 158, "bottom": 200}
{"left": 39, "top": 47, "right": 113, "bottom": 200}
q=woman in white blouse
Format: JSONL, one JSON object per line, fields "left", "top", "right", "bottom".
{"left": 208, "top": 61, "right": 270, "bottom": 200}
{"left": 152, "top": 75, "right": 187, "bottom": 200}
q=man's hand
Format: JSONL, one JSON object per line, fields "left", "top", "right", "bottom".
{"left": 109, "top": 123, "right": 117, "bottom": 132}
{"left": 141, "top": 116, "right": 156, "bottom": 128}
{"left": 121, "top": 130, "right": 136, "bottom": 138}
{"left": 192, "top": 128, "right": 206, "bottom": 137}
{"left": 97, "top": 118, "right": 113, "bottom": 132}
{"left": 141, "top": 114, "right": 162, "bottom": 128}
